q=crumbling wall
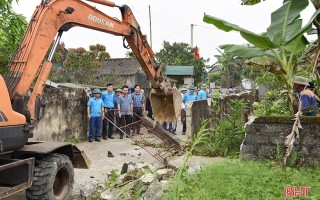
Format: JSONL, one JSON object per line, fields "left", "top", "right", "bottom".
{"left": 190, "top": 100, "right": 211, "bottom": 137}
{"left": 240, "top": 117, "right": 320, "bottom": 167}
{"left": 185, "top": 91, "right": 257, "bottom": 140}
{"left": 33, "top": 87, "right": 88, "bottom": 141}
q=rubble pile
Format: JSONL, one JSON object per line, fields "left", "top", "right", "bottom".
{"left": 100, "top": 162, "right": 175, "bottom": 200}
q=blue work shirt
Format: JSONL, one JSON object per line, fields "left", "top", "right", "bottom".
{"left": 87, "top": 97, "right": 103, "bottom": 117}
{"left": 118, "top": 94, "right": 133, "bottom": 115}
{"left": 114, "top": 95, "right": 120, "bottom": 112}
{"left": 101, "top": 91, "right": 115, "bottom": 108}
{"left": 198, "top": 89, "right": 207, "bottom": 100}
{"left": 131, "top": 92, "right": 145, "bottom": 108}
{"left": 182, "top": 92, "right": 198, "bottom": 103}
{"left": 299, "top": 90, "right": 319, "bottom": 116}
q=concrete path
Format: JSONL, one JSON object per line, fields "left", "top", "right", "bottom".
{"left": 3, "top": 119, "right": 194, "bottom": 200}
{"left": 72, "top": 136, "right": 159, "bottom": 195}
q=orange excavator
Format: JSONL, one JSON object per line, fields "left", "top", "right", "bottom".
{"left": 0, "top": 0, "right": 181, "bottom": 199}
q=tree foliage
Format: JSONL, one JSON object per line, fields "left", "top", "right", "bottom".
{"left": 155, "top": 41, "right": 208, "bottom": 85}
{"left": 0, "top": 0, "right": 27, "bottom": 76}
{"left": 204, "top": 0, "right": 318, "bottom": 115}
{"left": 49, "top": 44, "right": 121, "bottom": 86}
{"left": 214, "top": 51, "right": 246, "bottom": 87}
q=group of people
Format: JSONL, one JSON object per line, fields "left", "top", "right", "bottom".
{"left": 163, "top": 83, "right": 211, "bottom": 135}
{"left": 87, "top": 83, "right": 146, "bottom": 142}
{"left": 87, "top": 81, "right": 215, "bottom": 142}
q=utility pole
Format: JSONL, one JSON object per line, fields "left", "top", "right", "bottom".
{"left": 190, "top": 24, "right": 194, "bottom": 48}
{"left": 149, "top": 5, "right": 152, "bottom": 48}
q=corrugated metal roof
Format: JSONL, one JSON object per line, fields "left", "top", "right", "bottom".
{"left": 164, "top": 66, "right": 194, "bottom": 76}
{"left": 100, "top": 58, "right": 141, "bottom": 76}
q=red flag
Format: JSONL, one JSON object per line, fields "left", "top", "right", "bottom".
{"left": 194, "top": 46, "right": 200, "bottom": 59}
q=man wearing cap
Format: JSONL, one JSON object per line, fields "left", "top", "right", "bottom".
{"left": 293, "top": 76, "right": 318, "bottom": 116}
{"left": 113, "top": 88, "right": 122, "bottom": 136}
{"left": 307, "top": 82, "right": 320, "bottom": 102}
{"left": 198, "top": 84, "right": 208, "bottom": 100}
{"left": 87, "top": 89, "right": 104, "bottom": 142}
{"left": 182, "top": 85, "right": 198, "bottom": 134}
{"left": 101, "top": 83, "right": 115, "bottom": 140}
{"left": 180, "top": 87, "right": 187, "bottom": 134}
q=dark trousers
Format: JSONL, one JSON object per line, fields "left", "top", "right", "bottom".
{"left": 102, "top": 108, "right": 114, "bottom": 138}
{"left": 181, "top": 109, "right": 186, "bottom": 133}
{"left": 115, "top": 114, "right": 121, "bottom": 134}
{"left": 89, "top": 116, "right": 101, "bottom": 139}
{"left": 132, "top": 107, "right": 143, "bottom": 133}
{"left": 163, "top": 122, "right": 173, "bottom": 131}
{"left": 119, "top": 115, "right": 132, "bottom": 137}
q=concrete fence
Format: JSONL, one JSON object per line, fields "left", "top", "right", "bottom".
{"left": 240, "top": 116, "right": 320, "bottom": 167}
{"left": 184, "top": 90, "right": 258, "bottom": 140}
{"left": 33, "top": 87, "right": 89, "bottom": 141}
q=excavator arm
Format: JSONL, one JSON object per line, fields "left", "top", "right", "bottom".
{"left": 5, "top": 0, "right": 180, "bottom": 128}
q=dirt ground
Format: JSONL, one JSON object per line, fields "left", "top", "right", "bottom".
{"left": 4, "top": 121, "right": 215, "bottom": 199}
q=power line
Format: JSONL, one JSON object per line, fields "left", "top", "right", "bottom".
{"left": 193, "top": 24, "right": 218, "bottom": 30}
{"left": 153, "top": 27, "right": 189, "bottom": 44}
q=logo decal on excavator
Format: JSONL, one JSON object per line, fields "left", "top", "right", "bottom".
{"left": 88, "top": 14, "right": 114, "bottom": 28}
{"left": 0, "top": 111, "right": 8, "bottom": 122}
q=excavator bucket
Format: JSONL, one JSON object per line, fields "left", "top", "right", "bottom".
{"left": 150, "top": 88, "right": 182, "bottom": 123}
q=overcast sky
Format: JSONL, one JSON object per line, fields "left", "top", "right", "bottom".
{"left": 12, "top": 0, "right": 316, "bottom": 65}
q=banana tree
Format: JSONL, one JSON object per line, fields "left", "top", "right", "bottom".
{"left": 241, "top": 0, "right": 320, "bottom": 93}
{"left": 204, "top": 0, "right": 320, "bottom": 115}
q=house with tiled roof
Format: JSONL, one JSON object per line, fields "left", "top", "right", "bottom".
{"left": 164, "top": 66, "right": 194, "bottom": 88}
{"left": 100, "top": 58, "right": 151, "bottom": 92}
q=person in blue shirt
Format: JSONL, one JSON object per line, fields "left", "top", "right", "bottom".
{"left": 182, "top": 85, "right": 198, "bottom": 135}
{"left": 293, "top": 76, "right": 319, "bottom": 116}
{"left": 87, "top": 88, "right": 103, "bottom": 142}
{"left": 131, "top": 85, "right": 145, "bottom": 135}
{"left": 118, "top": 85, "right": 133, "bottom": 139}
{"left": 101, "top": 83, "right": 115, "bottom": 140}
{"left": 198, "top": 84, "right": 208, "bottom": 100}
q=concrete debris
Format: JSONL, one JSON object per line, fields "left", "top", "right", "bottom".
{"left": 128, "top": 162, "right": 136, "bottom": 172}
{"left": 187, "top": 162, "right": 201, "bottom": 174}
{"left": 97, "top": 183, "right": 106, "bottom": 191}
{"left": 139, "top": 173, "right": 155, "bottom": 183}
{"left": 101, "top": 191, "right": 114, "bottom": 200}
{"left": 98, "top": 162, "right": 174, "bottom": 200}
{"left": 156, "top": 168, "right": 174, "bottom": 180}
{"left": 136, "top": 162, "right": 148, "bottom": 169}
{"left": 121, "top": 163, "right": 129, "bottom": 174}
{"left": 141, "top": 179, "right": 163, "bottom": 200}
{"left": 108, "top": 151, "right": 114, "bottom": 157}
{"left": 80, "top": 184, "right": 95, "bottom": 197}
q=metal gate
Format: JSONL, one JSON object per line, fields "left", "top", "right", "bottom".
{"left": 103, "top": 110, "right": 183, "bottom": 164}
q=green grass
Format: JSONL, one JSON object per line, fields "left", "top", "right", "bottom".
{"left": 163, "top": 160, "right": 320, "bottom": 200}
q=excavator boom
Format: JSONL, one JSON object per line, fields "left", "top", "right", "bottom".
{"left": 4, "top": 0, "right": 181, "bottom": 128}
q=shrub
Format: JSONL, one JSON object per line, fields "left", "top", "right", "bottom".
{"left": 253, "top": 90, "right": 290, "bottom": 116}
{"left": 194, "top": 99, "right": 246, "bottom": 157}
